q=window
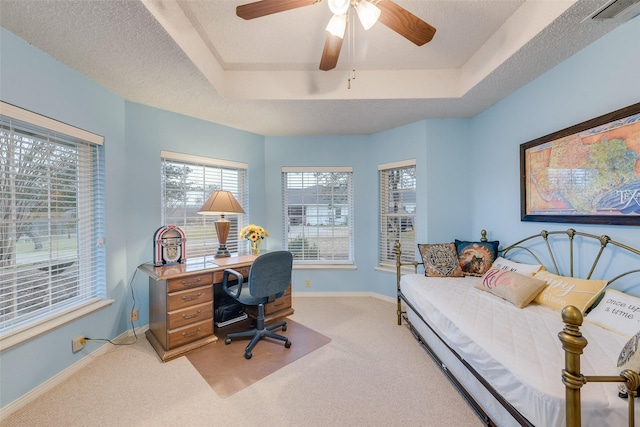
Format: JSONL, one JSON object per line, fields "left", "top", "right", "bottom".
{"left": 282, "top": 167, "right": 354, "bottom": 265}
{"left": 379, "top": 160, "right": 416, "bottom": 268}
{"left": 0, "top": 102, "right": 106, "bottom": 343}
{"left": 161, "top": 151, "right": 248, "bottom": 258}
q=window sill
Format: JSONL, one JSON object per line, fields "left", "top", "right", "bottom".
{"left": 0, "top": 298, "right": 114, "bottom": 353}
{"left": 375, "top": 265, "right": 422, "bottom": 275}
{"left": 293, "top": 264, "right": 357, "bottom": 270}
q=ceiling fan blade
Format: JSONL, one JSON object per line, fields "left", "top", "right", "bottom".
{"left": 236, "top": 0, "right": 318, "bottom": 20}
{"left": 377, "top": 0, "right": 436, "bottom": 46}
{"left": 319, "top": 32, "right": 344, "bottom": 71}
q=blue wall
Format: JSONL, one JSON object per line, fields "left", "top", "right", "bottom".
{"left": 1, "top": 12, "right": 639, "bottom": 411}
{"left": 469, "top": 15, "right": 640, "bottom": 288}
{"left": 0, "top": 29, "right": 129, "bottom": 409}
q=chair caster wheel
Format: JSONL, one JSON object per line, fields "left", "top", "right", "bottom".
{"left": 285, "top": 340, "right": 292, "bottom": 348}
{"left": 225, "top": 338, "right": 231, "bottom": 345}
{"left": 245, "top": 351, "right": 252, "bottom": 359}
{"left": 282, "top": 325, "right": 287, "bottom": 331}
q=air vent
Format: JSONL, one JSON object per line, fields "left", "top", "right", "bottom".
{"left": 590, "top": 0, "right": 640, "bottom": 20}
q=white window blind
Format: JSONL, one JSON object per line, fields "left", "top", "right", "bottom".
{"left": 282, "top": 167, "right": 354, "bottom": 265}
{"left": 379, "top": 160, "right": 416, "bottom": 268}
{"left": 0, "top": 102, "right": 106, "bottom": 339}
{"left": 160, "top": 151, "right": 248, "bottom": 258}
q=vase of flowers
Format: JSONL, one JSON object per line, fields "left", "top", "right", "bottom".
{"left": 240, "top": 224, "right": 268, "bottom": 255}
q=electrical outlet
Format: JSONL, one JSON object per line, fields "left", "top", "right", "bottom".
{"left": 305, "top": 279, "right": 311, "bottom": 288}
{"left": 130, "top": 309, "right": 138, "bottom": 321}
{"left": 72, "top": 335, "right": 85, "bottom": 353}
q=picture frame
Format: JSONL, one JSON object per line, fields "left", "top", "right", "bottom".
{"left": 520, "top": 103, "right": 640, "bottom": 225}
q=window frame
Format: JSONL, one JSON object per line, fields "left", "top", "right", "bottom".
{"left": 282, "top": 166, "right": 355, "bottom": 269}
{"left": 160, "top": 151, "right": 248, "bottom": 259}
{"left": 378, "top": 159, "right": 417, "bottom": 271}
{"left": 0, "top": 102, "right": 110, "bottom": 352}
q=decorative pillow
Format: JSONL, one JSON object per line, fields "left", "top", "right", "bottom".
{"left": 475, "top": 268, "right": 547, "bottom": 308}
{"left": 532, "top": 270, "right": 607, "bottom": 314}
{"left": 617, "top": 331, "right": 640, "bottom": 397}
{"left": 417, "top": 243, "right": 464, "bottom": 277}
{"left": 491, "top": 256, "right": 544, "bottom": 277}
{"left": 585, "top": 289, "right": 640, "bottom": 337}
{"left": 455, "top": 239, "right": 499, "bottom": 276}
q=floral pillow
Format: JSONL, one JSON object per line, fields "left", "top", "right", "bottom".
{"left": 454, "top": 239, "right": 499, "bottom": 277}
{"left": 417, "top": 243, "right": 464, "bottom": 277}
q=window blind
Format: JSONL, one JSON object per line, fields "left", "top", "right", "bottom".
{"left": 379, "top": 160, "right": 416, "bottom": 268}
{"left": 160, "top": 151, "right": 248, "bottom": 258}
{"left": 0, "top": 103, "right": 106, "bottom": 338}
{"left": 282, "top": 167, "right": 354, "bottom": 264}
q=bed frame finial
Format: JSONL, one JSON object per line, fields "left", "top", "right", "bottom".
{"left": 480, "top": 229, "right": 487, "bottom": 242}
{"left": 559, "top": 305, "right": 587, "bottom": 427}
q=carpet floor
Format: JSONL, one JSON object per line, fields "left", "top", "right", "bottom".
{"left": 1, "top": 297, "right": 482, "bottom": 426}
{"left": 186, "top": 319, "right": 331, "bottom": 397}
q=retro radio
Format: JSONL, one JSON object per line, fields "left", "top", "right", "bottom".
{"left": 153, "top": 225, "right": 186, "bottom": 266}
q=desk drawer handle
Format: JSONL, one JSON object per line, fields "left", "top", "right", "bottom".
{"left": 182, "top": 310, "right": 202, "bottom": 320}
{"left": 182, "top": 327, "right": 202, "bottom": 338}
{"left": 181, "top": 292, "right": 202, "bottom": 302}
{"left": 180, "top": 277, "right": 202, "bottom": 287}
{"left": 273, "top": 300, "right": 284, "bottom": 307}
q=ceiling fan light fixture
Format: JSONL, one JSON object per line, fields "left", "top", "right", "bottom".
{"left": 328, "top": 0, "right": 350, "bottom": 15}
{"left": 326, "top": 13, "right": 348, "bottom": 38}
{"left": 355, "top": 0, "right": 381, "bottom": 30}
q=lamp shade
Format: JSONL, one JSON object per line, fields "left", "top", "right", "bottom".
{"left": 197, "top": 191, "right": 245, "bottom": 215}
{"left": 356, "top": 0, "right": 381, "bottom": 30}
{"left": 326, "top": 13, "right": 348, "bottom": 38}
{"left": 328, "top": 0, "right": 350, "bottom": 15}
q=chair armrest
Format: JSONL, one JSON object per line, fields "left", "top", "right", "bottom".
{"left": 222, "top": 268, "right": 244, "bottom": 298}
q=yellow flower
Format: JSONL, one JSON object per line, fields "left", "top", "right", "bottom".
{"left": 240, "top": 224, "right": 269, "bottom": 241}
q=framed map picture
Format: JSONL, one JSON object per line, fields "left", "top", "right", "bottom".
{"left": 521, "top": 103, "right": 640, "bottom": 225}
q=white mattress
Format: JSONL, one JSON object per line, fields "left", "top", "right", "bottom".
{"left": 400, "top": 274, "right": 637, "bottom": 427}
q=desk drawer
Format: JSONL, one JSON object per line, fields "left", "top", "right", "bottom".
{"left": 168, "top": 273, "right": 212, "bottom": 293}
{"left": 168, "top": 285, "right": 212, "bottom": 312}
{"left": 246, "top": 286, "right": 292, "bottom": 317}
{"left": 264, "top": 293, "right": 291, "bottom": 315}
{"left": 167, "top": 319, "right": 213, "bottom": 349}
{"left": 168, "top": 301, "right": 213, "bottom": 329}
{"left": 213, "top": 266, "right": 251, "bottom": 283}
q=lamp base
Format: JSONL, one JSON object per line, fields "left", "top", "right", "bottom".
{"left": 214, "top": 245, "right": 231, "bottom": 258}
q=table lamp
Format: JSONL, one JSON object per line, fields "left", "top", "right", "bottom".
{"left": 197, "top": 190, "right": 245, "bottom": 258}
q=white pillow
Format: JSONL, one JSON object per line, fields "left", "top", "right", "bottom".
{"left": 586, "top": 289, "right": 640, "bottom": 338}
{"left": 491, "top": 256, "right": 544, "bottom": 277}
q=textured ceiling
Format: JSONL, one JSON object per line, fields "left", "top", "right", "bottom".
{"left": 0, "top": 0, "right": 638, "bottom": 136}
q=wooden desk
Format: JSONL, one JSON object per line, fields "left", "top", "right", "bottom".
{"left": 138, "top": 254, "right": 294, "bottom": 362}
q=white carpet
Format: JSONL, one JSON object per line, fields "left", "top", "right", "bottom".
{"left": 2, "top": 296, "right": 481, "bottom": 426}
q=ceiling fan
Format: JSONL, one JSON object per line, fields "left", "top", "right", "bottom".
{"left": 236, "top": 0, "right": 436, "bottom": 71}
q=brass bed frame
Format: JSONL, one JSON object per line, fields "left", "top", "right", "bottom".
{"left": 395, "top": 228, "right": 640, "bottom": 427}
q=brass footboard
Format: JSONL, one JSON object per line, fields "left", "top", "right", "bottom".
{"left": 559, "top": 305, "right": 640, "bottom": 427}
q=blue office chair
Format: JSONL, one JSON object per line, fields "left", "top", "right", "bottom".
{"left": 221, "top": 251, "right": 293, "bottom": 359}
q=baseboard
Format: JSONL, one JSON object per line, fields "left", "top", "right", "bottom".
{"left": 292, "top": 291, "right": 395, "bottom": 304}
{"left": 0, "top": 325, "right": 147, "bottom": 421}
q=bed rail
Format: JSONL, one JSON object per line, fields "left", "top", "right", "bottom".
{"left": 500, "top": 228, "right": 640, "bottom": 280}
{"left": 559, "top": 306, "right": 640, "bottom": 427}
